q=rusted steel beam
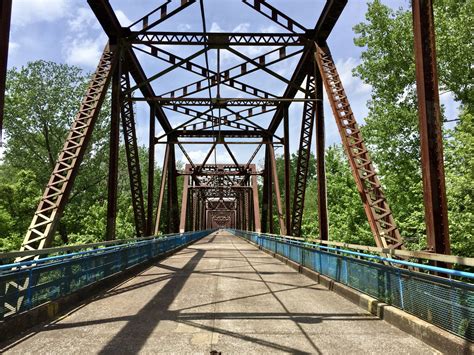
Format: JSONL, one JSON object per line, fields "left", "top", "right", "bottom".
{"left": 134, "top": 97, "right": 318, "bottom": 106}
{"left": 241, "top": 165, "right": 259, "bottom": 232}
{"left": 167, "top": 143, "right": 180, "bottom": 233}
{"left": 129, "top": 0, "right": 196, "bottom": 34}
{"left": 136, "top": 44, "right": 276, "bottom": 99}
{"left": 169, "top": 105, "right": 263, "bottom": 133}
{"left": 106, "top": 53, "right": 121, "bottom": 241}
{"left": 412, "top": 0, "right": 450, "bottom": 256}
{"left": 183, "top": 106, "right": 276, "bottom": 130}
{"left": 124, "top": 49, "right": 172, "bottom": 132}
{"left": 120, "top": 68, "right": 147, "bottom": 238}
{"left": 315, "top": 64, "right": 328, "bottom": 241}
{"left": 226, "top": 47, "right": 307, "bottom": 94}
{"left": 175, "top": 130, "right": 271, "bottom": 138}
{"left": 241, "top": 144, "right": 263, "bottom": 185}
{"left": 18, "top": 45, "right": 117, "bottom": 261}
{"left": 88, "top": 0, "right": 172, "bottom": 132}
{"left": 178, "top": 143, "right": 196, "bottom": 170}
{"left": 269, "top": 144, "right": 286, "bottom": 235}
{"left": 261, "top": 147, "right": 270, "bottom": 233}
{"left": 223, "top": 143, "right": 241, "bottom": 170}
{"left": 127, "top": 48, "right": 208, "bottom": 94}
{"left": 291, "top": 74, "right": 316, "bottom": 238}
{"left": 157, "top": 141, "right": 278, "bottom": 145}
{"left": 198, "top": 142, "right": 217, "bottom": 171}
{"left": 315, "top": 42, "right": 403, "bottom": 249}
{"left": 88, "top": 0, "right": 128, "bottom": 38}
{"left": 146, "top": 105, "right": 156, "bottom": 236}
{"left": 179, "top": 166, "right": 191, "bottom": 232}
{"left": 314, "top": 0, "right": 348, "bottom": 42}
{"left": 283, "top": 106, "right": 292, "bottom": 235}
{"left": 157, "top": 46, "right": 303, "bottom": 99}
{"left": 154, "top": 144, "right": 169, "bottom": 235}
{"left": 0, "top": 0, "right": 12, "bottom": 144}
{"left": 267, "top": 0, "right": 347, "bottom": 134}
{"left": 132, "top": 32, "right": 307, "bottom": 46}
{"left": 242, "top": 0, "right": 306, "bottom": 33}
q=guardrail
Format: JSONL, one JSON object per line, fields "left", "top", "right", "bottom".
{"left": 0, "top": 230, "right": 212, "bottom": 319}
{"left": 228, "top": 229, "right": 474, "bottom": 341}
{"left": 238, "top": 231, "right": 474, "bottom": 267}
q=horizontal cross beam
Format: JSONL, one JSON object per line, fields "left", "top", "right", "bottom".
{"left": 131, "top": 97, "right": 319, "bottom": 106}
{"left": 131, "top": 32, "right": 308, "bottom": 46}
{"left": 175, "top": 129, "right": 270, "bottom": 138}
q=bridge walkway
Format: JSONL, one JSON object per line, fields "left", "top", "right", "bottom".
{"left": 1, "top": 230, "right": 438, "bottom": 354}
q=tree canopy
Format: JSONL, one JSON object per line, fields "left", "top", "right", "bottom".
{"left": 0, "top": 1, "right": 472, "bottom": 258}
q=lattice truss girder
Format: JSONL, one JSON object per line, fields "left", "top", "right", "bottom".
{"left": 291, "top": 71, "right": 317, "bottom": 237}
{"left": 179, "top": 164, "right": 259, "bottom": 231}
{"left": 16, "top": 0, "right": 403, "bottom": 263}
{"left": 314, "top": 43, "right": 402, "bottom": 248}
{"left": 19, "top": 45, "right": 117, "bottom": 259}
{"left": 119, "top": 66, "right": 147, "bottom": 238}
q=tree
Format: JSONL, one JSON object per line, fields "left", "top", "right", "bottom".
{"left": 444, "top": 110, "right": 474, "bottom": 256}
{"left": 353, "top": 0, "right": 473, "bottom": 255}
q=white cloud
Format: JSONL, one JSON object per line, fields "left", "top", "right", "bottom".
{"left": 64, "top": 36, "right": 106, "bottom": 68}
{"left": 178, "top": 23, "right": 191, "bottom": 31}
{"left": 260, "top": 25, "right": 279, "bottom": 33}
{"left": 188, "top": 149, "right": 208, "bottom": 162}
{"left": 12, "top": 0, "right": 69, "bottom": 26}
{"left": 62, "top": 7, "right": 111, "bottom": 69}
{"left": 232, "top": 23, "right": 250, "bottom": 33}
{"left": 8, "top": 42, "right": 20, "bottom": 53}
{"left": 210, "top": 22, "right": 223, "bottom": 32}
{"left": 335, "top": 57, "right": 371, "bottom": 95}
{"left": 68, "top": 8, "right": 99, "bottom": 33}
{"left": 180, "top": 148, "right": 234, "bottom": 165}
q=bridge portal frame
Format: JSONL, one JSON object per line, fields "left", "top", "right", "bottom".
{"left": 0, "top": 0, "right": 450, "bottom": 263}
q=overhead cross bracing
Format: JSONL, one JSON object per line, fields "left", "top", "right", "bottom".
{"left": 0, "top": 0, "right": 463, "bottom": 348}
{"left": 8, "top": 0, "right": 409, "bottom": 268}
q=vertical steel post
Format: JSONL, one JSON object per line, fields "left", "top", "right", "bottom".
{"left": 167, "top": 142, "right": 179, "bottom": 233}
{"left": 106, "top": 54, "right": 121, "bottom": 241}
{"left": 192, "top": 190, "right": 197, "bottom": 231}
{"left": 283, "top": 106, "right": 292, "bottom": 235}
{"left": 315, "top": 63, "right": 328, "bottom": 240}
{"left": 291, "top": 74, "right": 316, "bottom": 237}
{"left": 251, "top": 165, "right": 261, "bottom": 232}
{"left": 154, "top": 144, "right": 169, "bottom": 235}
{"left": 146, "top": 106, "right": 155, "bottom": 236}
{"left": 261, "top": 147, "right": 270, "bottom": 232}
{"left": 120, "top": 68, "right": 146, "bottom": 238}
{"left": 412, "top": 0, "right": 450, "bottom": 256}
{"left": 267, "top": 144, "right": 274, "bottom": 234}
{"left": 269, "top": 144, "right": 286, "bottom": 234}
{"left": 179, "top": 165, "right": 190, "bottom": 232}
{"left": 0, "top": 0, "right": 12, "bottom": 144}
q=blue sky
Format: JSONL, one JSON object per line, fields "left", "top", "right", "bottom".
{"left": 4, "top": 0, "right": 459, "bottom": 167}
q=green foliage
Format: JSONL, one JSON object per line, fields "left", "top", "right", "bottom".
{"left": 0, "top": 0, "right": 472, "bottom": 260}
{"left": 445, "top": 110, "right": 474, "bottom": 256}
{"left": 353, "top": 0, "right": 473, "bottom": 255}
{"left": 325, "top": 146, "right": 373, "bottom": 245}
{"left": 272, "top": 146, "right": 372, "bottom": 245}
{"left": 0, "top": 60, "right": 153, "bottom": 251}
{"left": 0, "top": 169, "right": 40, "bottom": 251}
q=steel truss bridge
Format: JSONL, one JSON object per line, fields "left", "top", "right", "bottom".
{"left": 0, "top": 0, "right": 472, "bottom": 353}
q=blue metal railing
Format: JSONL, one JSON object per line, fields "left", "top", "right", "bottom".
{"left": 0, "top": 230, "right": 212, "bottom": 319}
{"left": 228, "top": 229, "right": 474, "bottom": 341}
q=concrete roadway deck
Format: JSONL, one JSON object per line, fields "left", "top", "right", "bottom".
{"left": 2, "top": 230, "right": 438, "bottom": 354}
